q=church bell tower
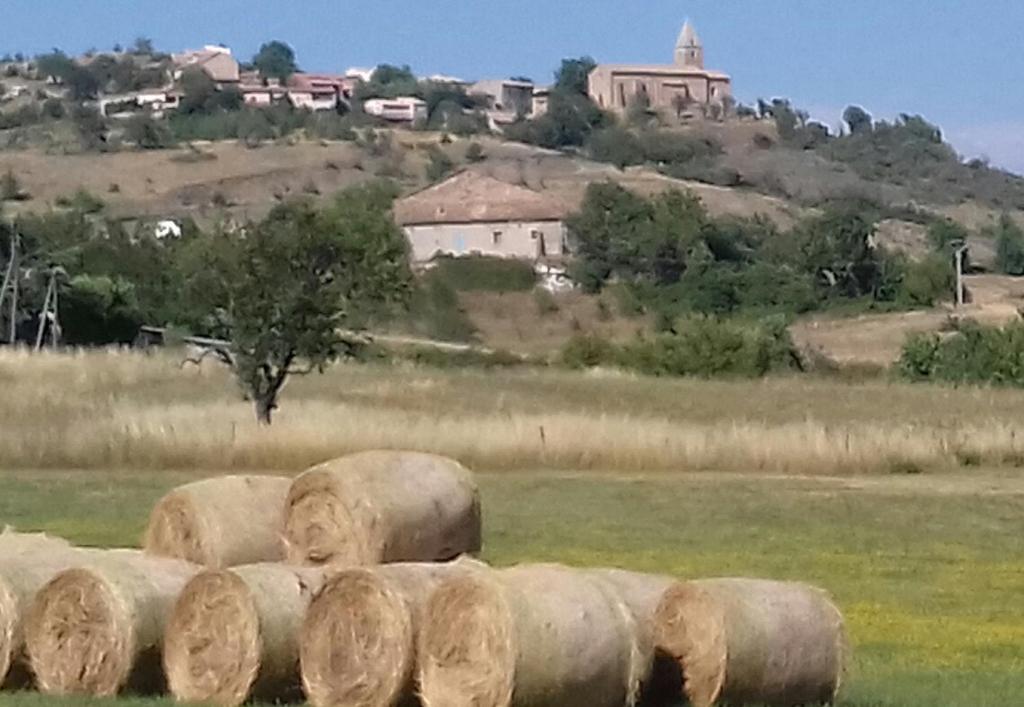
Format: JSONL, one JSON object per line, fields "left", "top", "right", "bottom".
{"left": 675, "top": 20, "right": 704, "bottom": 68}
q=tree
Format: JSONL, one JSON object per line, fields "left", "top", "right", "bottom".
{"left": 124, "top": 114, "right": 174, "bottom": 149}
{"left": 777, "top": 206, "right": 882, "bottom": 298}
{"left": 585, "top": 127, "right": 642, "bottom": 170}
{"left": 71, "top": 105, "right": 108, "bottom": 151}
{"left": 208, "top": 184, "right": 411, "bottom": 424}
{"left": 465, "top": 142, "right": 485, "bottom": 163}
{"left": 927, "top": 218, "right": 969, "bottom": 252}
{"left": 554, "top": 57, "right": 597, "bottom": 95}
{"left": 133, "top": 37, "right": 155, "bottom": 55}
{"left": 34, "top": 51, "right": 74, "bottom": 82}
{"left": 991, "top": 214, "right": 1024, "bottom": 276}
{"left": 0, "top": 170, "right": 26, "bottom": 201}
{"left": 843, "top": 105, "right": 872, "bottom": 135}
{"left": 253, "top": 40, "right": 297, "bottom": 82}
{"left": 425, "top": 147, "right": 454, "bottom": 182}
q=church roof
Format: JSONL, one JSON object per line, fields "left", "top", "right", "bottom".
{"left": 593, "top": 64, "right": 730, "bottom": 81}
{"left": 677, "top": 20, "right": 701, "bottom": 48}
{"left": 393, "top": 171, "right": 569, "bottom": 226}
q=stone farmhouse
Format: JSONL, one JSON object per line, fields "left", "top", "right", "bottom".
{"left": 171, "top": 45, "right": 240, "bottom": 85}
{"left": 393, "top": 171, "right": 569, "bottom": 263}
{"left": 588, "top": 20, "right": 731, "bottom": 116}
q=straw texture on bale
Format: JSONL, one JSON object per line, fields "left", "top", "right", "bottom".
{"left": 144, "top": 475, "right": 292, "bottom": 568}
{"left": 590, "top": 569, "right": 681, "bottom": 705}
{"left": 164, "top": 563, "right": 328, "bottom": 707}
{"left": 283, "top": 451, "right": 481, "bottom": 567}
{"left": 0, "top": 531, "right": 87, "bottom": 689}
{"left": 654, "top": 578, "right": 848, "bottom": 707}
{"left": 25, "top": 550, "right": 198, "bottom": 697}
{"left": 418, "top": 563, "right": 646, "bottom": 707}
{"left": 301, "top": 559, "right": 484, "bottom": 707}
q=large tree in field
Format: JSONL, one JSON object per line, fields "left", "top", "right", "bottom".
{"left": 213, "top": 183, "right": 411, "bottom": 424}
{"left": 253, "top": 40, "right": 298, "bottom": 82}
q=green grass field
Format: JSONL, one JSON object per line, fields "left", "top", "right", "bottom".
{"left": 2, "top": 468, "right": 1023, "bottom": 706}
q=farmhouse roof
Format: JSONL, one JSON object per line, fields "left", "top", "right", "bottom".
{"left": 393, "top": 171, "right": 569, "bottom": 226}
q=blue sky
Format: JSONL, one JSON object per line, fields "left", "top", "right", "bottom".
{"left": 3, "top": 0, "right": 1023, "bottom": 172}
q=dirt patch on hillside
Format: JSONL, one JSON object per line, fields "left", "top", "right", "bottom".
{"left": 792, "top": 274, "right": 1024, "bottom": 366}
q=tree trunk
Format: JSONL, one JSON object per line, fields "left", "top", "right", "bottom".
{"left": 255, "top": 392, "right": 277, "bottom": 426}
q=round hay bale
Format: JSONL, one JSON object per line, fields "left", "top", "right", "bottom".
{"left": 163, "top": 563, "right": 329, "bottom": 707}
{"left": 283, "top": 451, "right": 481, "bottom": 567}
{"left": 0, "top": 531, "right": 92, "bottom": 689}
{"left": 418, "top": 563, "right": 645, "bottom": 707}
{"left": 301, "top": 559, "right": 485, "bottom": 707}
{"left": 590, "top": 569, "right": 681, "bottom": 705}
{"left": 654, "top": 578, "right": 848, "bottom": 707}
{"left": 25, "top": 550, "right": 198, "bottom": 697}
{"left": 144, "top": 475, "right": 293, "bottom": 568}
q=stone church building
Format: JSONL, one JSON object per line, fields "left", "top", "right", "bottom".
{"left": 588, "top": 21, "right": 732, "bottom": 115}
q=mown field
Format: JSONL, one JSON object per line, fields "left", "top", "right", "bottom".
{"left": 1, "top": 350, "right": 1023, "bottom": 706}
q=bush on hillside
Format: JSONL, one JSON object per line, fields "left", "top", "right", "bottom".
{"left": 898, "top": 321, "right": 1024, "bottom": 387}
{"left": 899, "top": 253, "right": 955, "bottom": 306}
{"left": 560, "top": 316, "right": 799, "bottom": 379}
{"left": 989, "top": 215, "right": 1024, "bottom": 276}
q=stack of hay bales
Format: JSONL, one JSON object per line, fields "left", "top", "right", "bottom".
{"left": 0, "top": 449, "right": 850, "bottom": 707}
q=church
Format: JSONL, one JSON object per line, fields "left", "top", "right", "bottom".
{"left": 588, "top": 21, "right": 732, "bottom": 116}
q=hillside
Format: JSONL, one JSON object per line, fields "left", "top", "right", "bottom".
{"left": 4, "top": 117, "right": 1024, "bottom": 369}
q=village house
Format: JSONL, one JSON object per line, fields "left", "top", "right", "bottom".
{"left": 588, "top": 20, "right": 731, "bottom": 116}
{"left": 532, "top": 87, "right": 551, "bottom": 117}
{"left": 363, "top": 96, "right": 428, "bottom": 123}
{"left": 393, "top": 171, "right": 569, "bottom": 263}
{"left": 470, "top": 79, "right": 535, "bottom": 124}
{"left": 286, "top": 73, "right": 356, "bottom": 111}
{"left": 171, "top": 45, "right": 240, "bottom": 85}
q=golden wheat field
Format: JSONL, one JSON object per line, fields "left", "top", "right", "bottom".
{"left": 2, "top": 347, "right": 1024, "bottom": 475}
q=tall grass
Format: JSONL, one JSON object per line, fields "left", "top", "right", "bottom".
{"left": 3, "top": 348, "right": 1024, "bottom": 474}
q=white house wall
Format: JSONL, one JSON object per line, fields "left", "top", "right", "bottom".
{"left": 405, "top": 221, "right": 566, "bottom": 262}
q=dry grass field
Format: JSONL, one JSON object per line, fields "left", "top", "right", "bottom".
{"left": 1, "top": 349, "right": 1023, "bottom": 706}
{"left": 4, "top": 348, "right": 1024, "bottom": 475}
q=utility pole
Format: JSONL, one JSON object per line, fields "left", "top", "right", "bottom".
{"left": 34, "top": 267, "right": 64, "bottom": 351}
{"left": 0, "top": 229, "right": 18, "bottom": 344}
{"left": 954, "top": 242, "right": 968, "bottom": 308}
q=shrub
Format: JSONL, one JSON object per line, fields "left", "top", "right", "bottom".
{"left": 55, "top": 189, "right": 105, "bottom": 214}
{"left": 425, "top": 147, "right": 455, "bottom": 183}
{"left": 586, "top": 127, "right": 643, "bottom": 169}
{"left": 561, "top": 333, "right": 616, "bottom": 369}
{"left": 430, "top": 256, "right": 536, "bottom": 292}
{"left": 534, "top": 288, "right": 560, "bottom": 316}
{"left": 465, "top": 142, "right": 485, "bottom": 163}
{"left": 124, "top": 114, "right": 174, "bottom": 149}
{"left": 898, "top": 332, "right": 941, "bottom": 381}
{"left": 898, "top": 322, "right": 1024, "bottom": 387}
{"left": 0, "top": 170, "right": 28, "bottom": 201}
{"left": 61, "top": 275, "right": 144, "bottom": 345}
{"left": 406, "top": 274, "right": 477, "bottom": 342}
{"left": 990, "top": 215, "right": 1024, "bottom": 276}
{"left": 927, "top": 218, "right": 969, "bottom": 252}
{"left": 900, "top": 253, "right": 954, "bottom": 306}
{"left": 620, "top": 316, "right": 798, "bottom": 379}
